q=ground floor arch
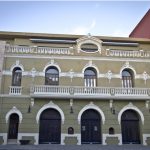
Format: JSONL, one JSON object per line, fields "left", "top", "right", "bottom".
{"left": 81, "top": 109, "right": 102, "bottom": 144}
{"left": 39, "top": 108, "right": 61, "bottom": 144}
{"left": 8, "top": 113, "right": 19, "bottom": 140}
{"left": 121, "top": 109, "right": 141, "bottom": 144}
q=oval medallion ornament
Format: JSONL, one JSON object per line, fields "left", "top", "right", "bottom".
{"left": 81, "top": 43, "right": 98, "bottom": 53}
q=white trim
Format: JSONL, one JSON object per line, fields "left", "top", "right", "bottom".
{"left": 143, "top": 134, "right": 150, "bottom": 145}
{"left": 18, "top": 133, "right": 39, "bottom": 145}
{"left": 10, "top": 60, "right": 24, "bottom": 72}
{"left": 2, "top": 69, "right": 149, "bottom": 81}
{"left": 36, "top": 101, "right": 65, "bottom": 124}
{"left": 103, "top": 134, "right": 122, "bottom": 145}
{"left": 118, "top": 102, "right": 144, "bottom": 125}
{"left": 82, "top": 60, "right": 100, "bottom": 76}
{"left": 120, "top": 61, "right": 136, "bottom": 78}
{"left": 78, "top": 102, "right": 105, "bottom": 124}
{"left": 5, "top": 54, "right": 150, "bottom": 63}
{"left": 61, "top": 133, "right": 81, "bottom": 145}
{"left": 0, "top": 94, "right": 30, "bottom": 98}
{"left": 3, "top": 70, "right": 31, "bottom": 76}
{"left": 5, "top": 106, "right": 23, "bottom": 123}
{"left": 76, "top": 35, "right": 102, "bottom": 54}
{"left": 0, "top": 133, "right": 7, "bottom": 145}
{"left": 43, "top": 60, "right": 61, "bottom": 73}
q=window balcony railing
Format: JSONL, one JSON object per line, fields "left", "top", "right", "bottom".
{"left": 30, "top": 85, "right": 150, "bottom": 99}
{"left": 9, "top": 86, "right": 22, "bottom": 95}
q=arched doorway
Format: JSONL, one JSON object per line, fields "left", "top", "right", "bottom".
{"left": 81, "top": 109, "right": 101, "bottom": 144}
{"left": 8, "top": 114, "right": 19, "bottom": 139}
{"left": 121, "top": 109, "right": 140, "bottom": 144}
{"left": 39, "top": 108, "right": 61, "bottom": 144}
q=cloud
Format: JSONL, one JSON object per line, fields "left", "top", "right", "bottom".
{"left": 94, "top": 3, "right": 100, "bottom": 9}
{"left": 90, "top": 20, "right": 96, "bottom": 29}
{"left": 70, "top": 20, "right": 96, "bottom": 35}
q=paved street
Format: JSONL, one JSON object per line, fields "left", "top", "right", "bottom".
{"left": 0, "top": 145, "right": 150, "bottom": 150}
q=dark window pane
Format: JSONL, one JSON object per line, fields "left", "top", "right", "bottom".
{"left": 122, "top": 69, "right": 134, "bottom": 88}
{"left": 84, "top": 68, "right": 97, "bottom": 87}
{"left": 45, "top": 67, "right": 59, "bottom": 85}
{"left": 12, "top": 67, "right": 22, "bottom": 86}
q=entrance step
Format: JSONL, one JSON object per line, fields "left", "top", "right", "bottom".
{"left": 7, "top": 139, "right": 17, "bottom": 144}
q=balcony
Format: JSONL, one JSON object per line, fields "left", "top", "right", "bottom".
{"left": 30, "top": 85, "right": 150, "bottom": 100}
{"left": 9, "top": 86, "right": 22, "bottom": 95}
{"left": 5, "top": 45, "right": 74, "bottom": 55}
{"left": 106, "top": 49, "right": 150, "bottom": 58}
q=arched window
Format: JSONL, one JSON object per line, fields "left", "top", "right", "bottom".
{"left": 45, "top": 66, "right": 59, "bottom": 85}
{"left": 12, "top": 67, "right": 22, "bottom": 86}
{"left": 84, "top": 67, "right": 97, "bottom": 87}
{"left": 122, "top": 69, "right": 134, "bottom": 88}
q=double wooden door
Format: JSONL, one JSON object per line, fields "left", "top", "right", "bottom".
{"left": 39, "top": 109, "right": 61, "bottom": 144}
{"left": 121, "top": 110, "right": 140, "bottom": 144}
{"left": 81, "top": 109, "right": 101, "bottom": 144}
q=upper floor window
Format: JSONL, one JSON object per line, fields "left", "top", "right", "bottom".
{"left": 122, "top": 69, "right": 134, "bottom": 88}
{"left": 81, "top": 43, "right": 98, "bottom": 53}
{"left": 45, "top": 66, "right": 59, "bottom": 85}
{"left": 12, "top": 67, "right": 22, "bottom": 86}
{"left": 84, "top": 67, "right": 97, "bottom": 87}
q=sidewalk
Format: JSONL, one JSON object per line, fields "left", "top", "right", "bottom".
{"left": 0, "top": 145, "right": 150, "bottom": 150}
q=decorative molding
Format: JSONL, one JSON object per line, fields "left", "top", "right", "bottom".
{"left": 5, "top": 45, "right": 73, "bottom": 55}
{"left": 78, "top": 102, "right": 105, "bottom": 124}
{"left": 76, "top": 35, "right": 102, "bottom": 53}
{"left": 118, "top": 102, "right": 144, "bottom": 125}
{"left": 120, "top": 61, "right": 136, "bottom": 78}
{"left": 109, "top": 100, "right": 113, "bottom": 109}
{"left": 82, "top": 60, "right": 100, "bottom": 76}
{"left": 106, "top": 70, "right": 112, "bottom": 82}
{"left": 43, "top": 59, "right": 61, "bottom": 73}
{"left": 2, "top": 59, "right": 150, "bottom": 82}
{"left": 143, "top": 71, "right": 149, "bottom": 84}
{"left": 5, "top": 106, "right": 23, "bottom": 123}
{"left": 30, "top": 68, "right": 36, "bottom": 78}
{"left": 145, "top": 100, "right": 150, "bottom": 109}
{"left": 36, "top": 101, "right": 65, "bottom": 124}
{"left": 10, "top": 60, "right": 24, "bottom": 72}
{"left": 5, "top": 53, "right": 150, "bottom": 63}
{"left": 68, "top": 69, "right": 74, "bottom": 82}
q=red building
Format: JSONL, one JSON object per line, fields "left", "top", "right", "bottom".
{"left": 129, "top": 9, "right": 150, "bottom": 39}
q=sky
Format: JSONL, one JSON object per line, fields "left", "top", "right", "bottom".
{"left": 0, "top": 1, "right": 150, "bottom": 37}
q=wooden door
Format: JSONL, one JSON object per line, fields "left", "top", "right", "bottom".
{"left": 8, "top": 114, "right": 19, "bottom": 139}
{"left": 81, "top": 109, "right": 101, "bottom": 144}
{"left": 39, "top": 109, "right": 61, "bottom": 144}
{"left": 121, "top": 110, "right": 140, "bottom": 144}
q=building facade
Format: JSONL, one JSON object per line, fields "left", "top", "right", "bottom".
{"left": 0, "top": 31, "right": 150, "bottom": 145}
